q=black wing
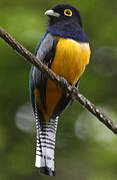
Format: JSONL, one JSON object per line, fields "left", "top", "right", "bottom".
{"left": 33, "top": 33, "right": 58, "bottom": 111}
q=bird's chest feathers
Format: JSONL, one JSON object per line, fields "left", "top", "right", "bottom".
{"left": 51, "top": 38, "right": 90, "bottom": 85}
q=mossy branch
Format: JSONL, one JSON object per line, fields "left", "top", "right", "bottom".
{"left": 0, "top": 27, "right": 117, "bottom": 134}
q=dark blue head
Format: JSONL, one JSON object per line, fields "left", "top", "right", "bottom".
{"left": 45, "top": 4, "right": 88, "bottom": 42}
{"left": 45, "top": 4, "right": 82, "bottom": 27}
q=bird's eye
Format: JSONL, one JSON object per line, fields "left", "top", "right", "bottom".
{"left": 64, "top": 9, "right": 72, "bottom": 17}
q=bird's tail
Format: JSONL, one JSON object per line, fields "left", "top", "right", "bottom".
{"left": 35, "top": 107, "right": 58, "bottom": 176}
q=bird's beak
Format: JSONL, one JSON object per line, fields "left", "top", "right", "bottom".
{"left": 45, "top": 10, "right": 60, "bottom": 17}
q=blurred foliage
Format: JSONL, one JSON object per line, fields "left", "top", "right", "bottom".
{"left": 0, "top": 0, "right": 117, "bottom": 179}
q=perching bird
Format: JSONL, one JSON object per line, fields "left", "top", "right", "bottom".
{"left": 29, "top": 4, "right": 90, "bottom": 176}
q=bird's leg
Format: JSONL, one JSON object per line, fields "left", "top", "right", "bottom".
{"left": 70, "top": 86, "right": 79, "bottom": 104}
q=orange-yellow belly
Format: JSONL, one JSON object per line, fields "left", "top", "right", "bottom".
{"left": 45, "top": 38, "right": 90, "bottom": 122}
{"left": 35, "top": 38, "right": 91, "bottom": 123}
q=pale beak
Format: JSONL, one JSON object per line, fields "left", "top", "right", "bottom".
{"left": 45, "top": 10, "right": 60, "bottom": 17}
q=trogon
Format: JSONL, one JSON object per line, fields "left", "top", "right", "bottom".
{"left": 29, "top": 4, "right": 90, "bottom": 176}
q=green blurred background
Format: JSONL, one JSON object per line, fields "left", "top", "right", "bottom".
{"left": 0, "top": 0, "right": 117, "bottom": 179}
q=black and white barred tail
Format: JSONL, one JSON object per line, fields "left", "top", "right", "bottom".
{"left": 35, "top": 106, "right": 58, "bottom": 176}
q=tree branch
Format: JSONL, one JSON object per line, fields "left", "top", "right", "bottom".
{"left": 0, "top": 27, "right": 117, "bottom": 134}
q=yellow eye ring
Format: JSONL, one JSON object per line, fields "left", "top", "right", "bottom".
{"left": 64, "top": 9, "right": 72, "bottom": 17}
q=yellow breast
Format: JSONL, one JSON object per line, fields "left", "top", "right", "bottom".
{"left": 51, "top": 38, "right": 91, "bottom": 85}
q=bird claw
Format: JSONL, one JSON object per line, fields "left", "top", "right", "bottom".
{"left": 70, "top": 86, "right": 79, "bottom": 103}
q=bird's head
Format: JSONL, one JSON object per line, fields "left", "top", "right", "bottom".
{"left": 45, "top": 4, "right": 82, "bottom": 27}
